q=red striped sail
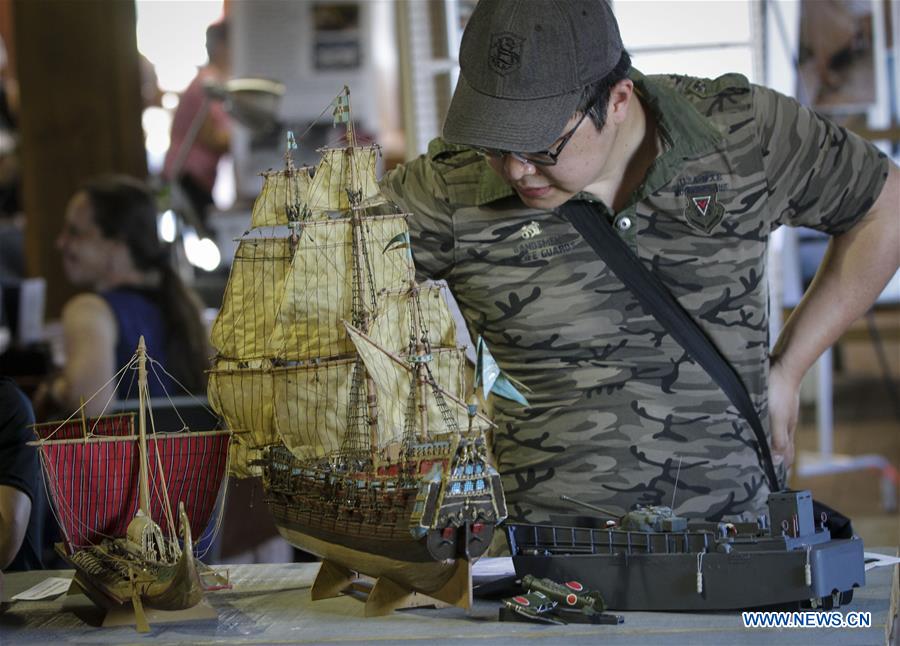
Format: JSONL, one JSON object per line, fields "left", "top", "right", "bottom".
{"left": 35, "top": 415, "right": 230, "bottom": 549}
{"left": 33, "top": 414, "right": 134, "bottom": 441}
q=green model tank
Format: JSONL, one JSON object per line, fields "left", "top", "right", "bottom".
{"left": 619, "top": 505, "right": 688, "bottom": 533}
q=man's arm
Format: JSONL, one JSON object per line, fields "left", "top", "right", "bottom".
{"left": 0, "top": 378, "right": 38, "bottom": 571}
{"left": 769, "top": 161, "right": 900, "bottom": 467}
{"left": 0, "top": 485, "right": 31, "bottom": 569}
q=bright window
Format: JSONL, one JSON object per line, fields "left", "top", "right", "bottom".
{"left": 135, "top": 1, "right": 225, "bottom": 177}
{"left": 613, "top": 0, "right": 760, "bottom": 82}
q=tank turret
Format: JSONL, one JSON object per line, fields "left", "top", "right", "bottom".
{"left": 620, "top": 505, "right": 688, "bottom": 532}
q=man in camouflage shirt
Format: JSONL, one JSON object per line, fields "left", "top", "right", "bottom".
{"left": 381, "top": 0, "right": 899, "bottom": 522}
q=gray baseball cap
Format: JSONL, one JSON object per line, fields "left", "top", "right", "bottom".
{"left": 443, "top": 0, "right": 623, "bottom": 152}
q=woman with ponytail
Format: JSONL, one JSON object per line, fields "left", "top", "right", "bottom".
{"left": 44, "top": 174, "right": 209, "bottom": 416}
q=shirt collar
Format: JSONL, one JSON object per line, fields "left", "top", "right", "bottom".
{"left": 473, "top": 69, "right": 725, "bottom": 207}
{"left": 631, "top": 69, "right": 723, "bottom": 158}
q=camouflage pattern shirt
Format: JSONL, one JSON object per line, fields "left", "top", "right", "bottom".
{"left": 380, "top": 71, "right": 890, "bottom": 523}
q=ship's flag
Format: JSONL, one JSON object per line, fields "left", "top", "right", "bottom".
{"left": 475, "top": 336, "right": 530, "bottom": 406}
{"left": 332, "top": 94, "right": 350, "bottom": 125}
{"left": 382, "top": 231, "right": 410, "bottom": 253}
{"left": 383, "top": 231, "right": 413, "bottom": 263}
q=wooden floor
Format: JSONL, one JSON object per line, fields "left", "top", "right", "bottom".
{"left": 791, "top": 371, "right": 900, "bottom": 549}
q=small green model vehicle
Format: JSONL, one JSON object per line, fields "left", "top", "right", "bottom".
{"left": 502, "top": 590, "right": 562, "bottom": 624}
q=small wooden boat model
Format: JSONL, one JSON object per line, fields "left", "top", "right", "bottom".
{"left": 31, "top": 337, "right": 231, "bottom": 631}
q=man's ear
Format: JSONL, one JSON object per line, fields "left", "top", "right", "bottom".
{"left": 608, "top": 78, "right": 634, "bottom": 125}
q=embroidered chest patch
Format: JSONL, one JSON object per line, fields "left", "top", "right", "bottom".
{"left": 519, "top": 221, "right": 542, "bottom": 239}
{"left": 683, "top": 182, "right": 725, "bottom": 233}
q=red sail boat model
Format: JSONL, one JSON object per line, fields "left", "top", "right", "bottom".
{"left": 31, "top": 337, "right": 231, "bottom": 631}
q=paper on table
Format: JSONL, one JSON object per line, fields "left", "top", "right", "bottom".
{"left": 471, "top": 556, "right": 515, "bottom": 578}
{"left": 863, "top": 551, "right": 900, "bottom": 572}
{"left": 11, "top": 576, "right": 72, "bottom": 601}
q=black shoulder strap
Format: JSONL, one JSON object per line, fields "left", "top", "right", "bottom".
{"left": 561, "top": 200, "right": 781, "bottom": 493}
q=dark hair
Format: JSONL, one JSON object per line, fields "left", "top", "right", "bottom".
{"left": 575, "top": 50, "right": 633, "bottom": 131}
{"left": 205, "top": 20, "right": 229, "bottom": 61}
{"left": 79, "top": 174, "right": 209, "bottom": 394}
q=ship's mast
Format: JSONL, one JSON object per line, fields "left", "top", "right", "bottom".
{"left": 136, "top": 335, "right": 151, "bottom": 517}
{"left": 284, "top": 130, "right": 301, "bottom": 225}
{"left": 409, "top": 286, "right": 429, "bottom": 441}
{"left": 341, "top": 86, "right": 380, "bottom": 464}
{"left": 344, "top": 85, "right": 356, "bottom": 150}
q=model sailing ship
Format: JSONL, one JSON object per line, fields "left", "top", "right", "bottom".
{"left": 208, "top": 87, "right": 507, "bottom": 609}
{"left": 507, "top": 489, "right": 865, "bottom": 611}
{"left": 31, "top": 338, "right": 231, "bottom": 631}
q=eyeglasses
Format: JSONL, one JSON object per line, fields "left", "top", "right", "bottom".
{"left": 475, "top": 111, "right": 589, "bottom": 166}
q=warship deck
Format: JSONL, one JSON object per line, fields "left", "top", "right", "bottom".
{"left": 2, "top": 553, "right": 897, "bottom": 645}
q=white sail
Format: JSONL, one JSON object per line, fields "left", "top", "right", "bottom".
{"left": 249, "top": 169, "right": 312, "bottom": 228}
{"left": 209, "top": 356, "right": 362, "bottom": 461}
{"left": 344, "top": 323, "right": 492, "bottom": 438}
{"left": 368, "top": 285, "right": 458, "bottom": 356}
{"left": 270, "top": 358, "right": 357, "bottom": 459}
{"left": 210, "top": 239, "right": 292, "bottom": 360}
{"left": 306, "top": 146, "right": 385, "bottom": 215}
{"left": 268, "top": 215, "right": 413, "bottom": 360}
{"left": 207, "top": 359, "right": 278, "bottom": 449}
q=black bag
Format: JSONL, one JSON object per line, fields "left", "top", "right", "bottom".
{"left": 561, "top": 201, "right": 853, "bottom": 536}
{"left": 812, "top": 499, "right": 854, "bottom": 540}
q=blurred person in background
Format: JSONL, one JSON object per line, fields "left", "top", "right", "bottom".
{"left": 0, "top": 33, "right": 23, "bottom": 283}
{"left": 163, "top": 19, "right": 231, "bottom": 234}
{"left": 36, "top": 175, "right": 210, "bottom": 419}
{"left": 139, "top": 52, "right": 164, "bottom": 110}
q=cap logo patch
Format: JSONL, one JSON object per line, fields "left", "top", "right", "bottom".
{"left": 683, "top": 182, "right": 725, "bottom": 233}
{"left": 489, "top": 32, "right": 524, "bottom": 76}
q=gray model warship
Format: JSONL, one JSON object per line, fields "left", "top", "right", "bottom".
{"left": 506, "top": 489, "right": 865, "bottom": 611}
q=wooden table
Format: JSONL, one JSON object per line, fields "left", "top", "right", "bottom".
{"left": 1, "top": 554, "right": 896, "bottom": 645}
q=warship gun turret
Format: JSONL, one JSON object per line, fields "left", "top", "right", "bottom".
{"left": 506, "top": 490, "right": 865, "bottom": 611}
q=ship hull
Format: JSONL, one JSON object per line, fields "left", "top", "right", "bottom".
{"left": 272, "top": 515, "right": 461, "bottom": 594}
{"left": 262, "top": 439, "right": 505, "bottom": 595}
{"left": 59, "top": 539, "right": 205, "bottom": 611}
{"left": 268, "top": 497, "right": 439, "bottom": 563}
{"left": 507, "top": 523, "right": 866, "bottom": 611}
